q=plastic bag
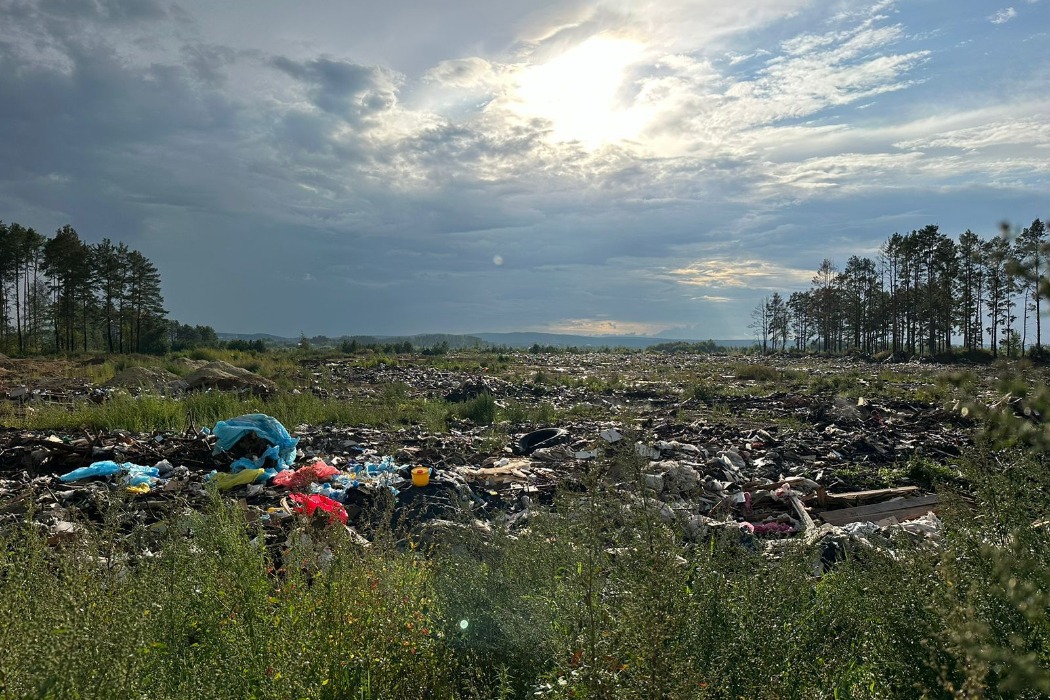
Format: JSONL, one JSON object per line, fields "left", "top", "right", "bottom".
{"left": 344, "top": 456, "right": 404, "bottom": 494}
{"left": 122, "top": 465, "right": 160, "bottom": 486}
{"left": 60, "top": 461, "right": 127, "bottom": 482}
{"left": 272, "top": 460, "right": 340, "bottom": 489}
{"left": 289, "top": 492, "right": 348, "bottom": 524}
{"left": 213, "top": 468, "right": 265, "bottom": 491}
{"left": 212, "top": 414, "right": 298, "bottom": 469}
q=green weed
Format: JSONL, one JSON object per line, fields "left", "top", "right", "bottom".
{"left": 0, "top": 390, "right": 451, "bottom": 433}
{"left": 455, "top": 393, "right": 496, "bottom": 426}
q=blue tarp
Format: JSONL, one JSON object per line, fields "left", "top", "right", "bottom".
{"left": 211, "top": 414, "right": 298, "bottom": 470}
{"left": 59, "top": 461, "right": 160, "bottom": 486}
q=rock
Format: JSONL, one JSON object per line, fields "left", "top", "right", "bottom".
{"left": 635, "top": 442, "right": 661, "bottom": 459}
{"left": 663, "top": 462, "right": 700, "bottom": 494}
{"left": 642, "top": 473, "right": 664, "bottom": 492}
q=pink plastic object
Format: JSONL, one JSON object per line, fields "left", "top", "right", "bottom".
{"left": 739, "top": 521, "right": 796, "bottom": 536}
{"left": 273, "top": 461, "right": 341, "bottom": 489}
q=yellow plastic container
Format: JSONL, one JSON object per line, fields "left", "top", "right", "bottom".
{"left": 412, "top": 467, "right": 431, "bottom": 487}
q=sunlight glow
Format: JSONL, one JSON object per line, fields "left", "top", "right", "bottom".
{"left": 513, "top": 36, "right": 650, "bottom": 147}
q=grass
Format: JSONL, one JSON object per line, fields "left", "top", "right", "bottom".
{"left": 0, "top": 390, "right": 450, "bottom": 433}
{"left": 498, "top": 399, "right": 559, "bottom": 426}
{"left": 454, "top": 392, "right": 496, "bottom": 426}
{"left": 732, "top": 363, "right": 805, "bottom": 383}
{"left": 0, "top": 495, "right": 458, "bottom": 699}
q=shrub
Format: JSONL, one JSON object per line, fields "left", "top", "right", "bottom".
{"left": 456, "top": 392, "right": 496, "bottom": 426}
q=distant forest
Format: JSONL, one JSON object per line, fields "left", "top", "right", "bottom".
{"left": 752, "top": 219, "right": 1049, "bottom": 359}
{"left": 0, "top": 220, "right": 216, "bottom": 355}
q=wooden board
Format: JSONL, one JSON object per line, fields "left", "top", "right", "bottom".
{"left": 818, "top": 486, "right": 920, "bottom": 507}
{"left": 818, "top": 494, "right": 940, "bottom": 527}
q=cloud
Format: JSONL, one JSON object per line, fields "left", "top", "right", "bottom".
{"left": 271, "top": 56, "right": 402, "bottom": 126}
{"left": 896, "top": 117, "right": 1050, "bottom": 152}
{"left": 711, "top": 24, "right": 929, "bottom": 134}
{"left": 668, "top": 260, "right": 815, "bottom": 289}
{"left": 38, "top": 0, "right": 166, "bottom": 23}
{"left": 0, "top": 0, "right": 1047, "bottom": 339}
{"left": 540, "top": 318, "right": 673, "bottom": 336}
{"left": 989, "top": 7, "right": 1018, "bottom": 23}
{"left": 424, "top": 57, "right": 500, "bottom": 88}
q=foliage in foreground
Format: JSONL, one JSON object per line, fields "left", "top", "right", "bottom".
{"left": 0, "top": 438, "right": 1047, "bottom": 699}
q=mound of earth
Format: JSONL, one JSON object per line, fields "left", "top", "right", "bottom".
{"left": 106, "top": 366, "right": 187, "bottom": 394}
{"left": 183, "top": 361, "right": 276, "bottom": 395}
{"left": 172, "top": 357, "right": 209, "bottom": 370}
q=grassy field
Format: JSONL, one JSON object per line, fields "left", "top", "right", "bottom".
{"left": 0, "top": 350, "right": 1047, "bottom": 698}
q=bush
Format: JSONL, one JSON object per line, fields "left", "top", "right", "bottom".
{"left": 456, "top": 392, "right": 496, "bottom": 426}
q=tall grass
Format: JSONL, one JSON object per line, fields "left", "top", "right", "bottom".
{"left": 0, "top": 390, "right": 449, "bottom": 433}
{"left": 0, "top": 497, "right": 459, "bottom": 699}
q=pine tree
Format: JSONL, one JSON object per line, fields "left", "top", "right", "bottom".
{"left": 123, "top": 250, "right": 166, "bottom": 353}
{"left": 1016, "top": 219, "right": 1046, "bottom": 351}
{"left": 91, "top": 239, "right": 130, "bottom": 353}
{"left": 42, "top": 225, "right": 91, "bottom": 352}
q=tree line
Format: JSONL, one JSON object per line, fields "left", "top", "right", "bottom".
{"left": 0, "top": 219, "right": 217, "bottom": 355}
{"left": 751, "top": 219, "right": 1049, "bottom": 359}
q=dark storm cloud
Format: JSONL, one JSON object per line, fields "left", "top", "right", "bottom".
{"left": 271, "top": 56, "right": 401, "bottom": 125}
{"left": 0, "top": 4, "right": 247, "bottom": 250}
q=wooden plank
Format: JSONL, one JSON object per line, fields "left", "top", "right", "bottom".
{"left": 787, "top": 494, "right": 815, "bottom": 531}
{"left": 819, "top": 486, "right": 920, "bottom": 507}
{"left": 818, "top": 494, "right": 940, "bottom": 527}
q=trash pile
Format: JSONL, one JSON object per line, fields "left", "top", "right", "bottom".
{"left": 0, "top": 388, "right": 965, "bottom": 570}
{"left": 451, "top": 421, "right": 949, "bottom": 565}
{"left": 37, "top": 413, "right": 427, "bottom": 538}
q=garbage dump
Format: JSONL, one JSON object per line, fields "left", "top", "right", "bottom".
{"left": 0, "top": 375, "right": 966, "bottom": 573}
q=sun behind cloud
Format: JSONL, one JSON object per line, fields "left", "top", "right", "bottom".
{"left": 511, "top": 35, "right": 651, "bottom": 147}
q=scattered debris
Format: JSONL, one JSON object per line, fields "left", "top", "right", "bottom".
{"left": 0, "top": 353, "right": 978, "bottom": 565}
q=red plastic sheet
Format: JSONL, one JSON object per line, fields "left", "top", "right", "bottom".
{"left": 289, "top": 492, "right": 348, "bottom": 524}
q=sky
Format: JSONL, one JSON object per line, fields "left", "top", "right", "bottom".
{"left": 0, "top": 0, "right": 1047, "bottom": 339}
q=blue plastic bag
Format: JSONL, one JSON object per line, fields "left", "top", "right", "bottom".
{"left": 61, "top": 461, "right": 166, "bottom": 486}
{"left": 59, "top": 461, "right": 124, "bottom": 482}
{"left": 211, "top": 414, "right": 298, "bottom": 469}
{"left": 122, "top": 465, "right": 160, "bottom": 486}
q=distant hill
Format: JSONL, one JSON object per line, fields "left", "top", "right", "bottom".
{"left": 473, "top": 332, "right": 755, "bottom": 350}
{"left": 217, "top": 331, "right": 754, "bottom": 351}
{"left": 216, "top": 332, "right": 488, "bottom": 349}
{"left": 217, "top": 332, "right": 298, "bottom": 345}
